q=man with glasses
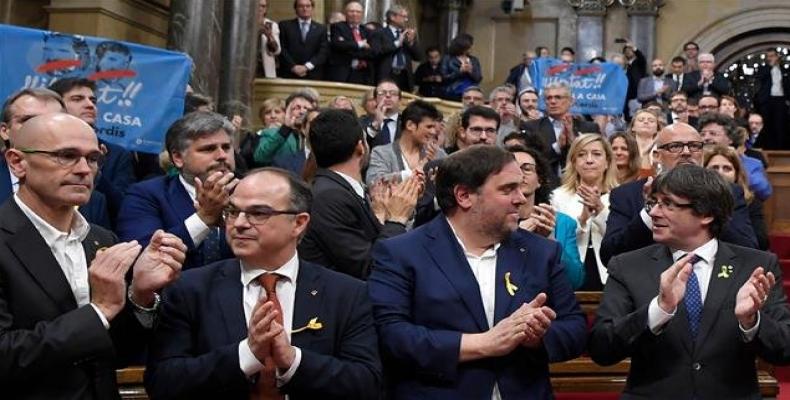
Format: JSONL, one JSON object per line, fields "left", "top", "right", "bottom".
{"left": 591, "top": 164, "right": 790, "bottom": 399}
{"left": 0, "top": 112, "right": 186, "bottom": 398}
{"left": 601, "top": 123, "right": 757, "bottom": 265}
{"left": 145, "top": 167, "right": 382, "bottom": 399}
{"left": 687, "top": 53, "right": 730, "bottom": 100}
{"left": 118, "top": 111, "right": 238, "bottom": 270}
{"left": 366, "top": 79, "right": 402, "bottom": 148}
{"left": 0, "top": 88, "right": 110, "bottom": 228}
{"left": 667, "top": 91, "right": 698, "bottom": 126}
{"left": 522, "top": 82, "right": 599, "bottom": 176}
{"left": 444, "top": 105, "right": 500, "bottom": 154}
{"left": 696, "top": 94, "right": 720, "bottom": 118}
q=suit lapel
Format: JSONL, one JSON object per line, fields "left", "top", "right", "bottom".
{"left": 291, "top": 261, "right": 324, "bottom": 348}
{"left": 320, "top": 170, "right": 380, "bottom": 228}
{"left": 494, "top": 237, "right": 526, "bottom": 324}
{"left": 3, "top": 200, "right": 78, "bottom": 313}
{"left": 650, "top": 246, "right": 694, "bottom": 354}
{"left": 215, "top": 261, "right": 248, "bottom": 341}
{"left": 424, "top": 217, "right": 488, "bottom": 331}
{"left": 696, "top": 243, "right": 739, "bottom": 346}
{"left": 168, "top": 177, "right": 196, "bottom": 222}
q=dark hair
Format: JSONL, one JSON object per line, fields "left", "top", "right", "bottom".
{"left": 364, "top": 21, "right": 382, "bottom": 31}
{"left": 165, "top": 111, "right": 234, "bottom": 158}
{"left": 448, "top": 34, "right": 474, "bottom": 57}
{"left": 286, "top": 92, "right": 316, "bottom": 109}
{"left": 651, "top": 164, "right": 733, "bottom": 237}
{"left": 184, "top": 93, "right": 213, "bottom": 114}
{"left": 683, "top": 41, "right": 699, "bottom": 51}
{"left": 671, "top": 56, "right": 686, "bottom": 65}
{"left": 698, "top": 94, "right": 720, "bottom": 106}
{"left": 609, "top": 132, "right": 640, "bottom": 183}
{"left": 698, "top": 112, "right": 739, "bottom": 145}
{"left": 309, "top": 109, "right": 363, "bottom": 168}
{"left": 44, "top": 32, "right": 89, "bottom": 59}
{"left": 48, "top": 78, "right": 96, "bottom": 96}
{"left": 461, "top": 105, "right": 500, "bottom": 130}
{"left": 436, "top": 145, "right": 515, "bottom": 213}
{"left": 535, "top": 46, "right": 548, "bottom": 55}
{"left": 2, "top": 88, "right": 65, "bottom": 124}
{"left": 669, "top": 90, "right": 687, "bottom": 100}
{"left": 95, "top": 41, "right": 131, "bottom": 61}
{"left": 589, "top": 56, "right": 606, "bottom": 64}
{"left": 505, "top": 144, "right": 554, "bottom": 204}
{"left": 375, "top": 78, "right": 401, "bottom": 97}
{"left": 687, "top": 96, "right": 699, "bottom": 106}
{"left": 400, "top": 100, "right": 442, "bottom": 131}
{"left": 502, "top": 131, "right": 527, "bottom": 147}
{"left": 245, "top": 167, "right": 312, "bottom": 212}
{"left": 293, "top": 0, "right": 315, "bottom": 9}
{"left": 425, "top": 46, "right": 441, "bottom": 56}
{"left": 560, "top": 47, "right": 575, "bottom": 55}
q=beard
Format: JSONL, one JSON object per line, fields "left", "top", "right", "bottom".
{"left": 653, "top": 69, "right": 664, "bottom": 77}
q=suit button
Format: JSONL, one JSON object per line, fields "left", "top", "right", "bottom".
{"left": 692, "top": 362, "right": 701, "bottom": 371}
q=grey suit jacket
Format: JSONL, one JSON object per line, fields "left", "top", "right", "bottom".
{"left": 637, "top": 76, "right": 674, "bottom": 103}
{"left": 366, "top": 140, "right": 447, "bottom": 184}
{"left": 590, "top": 241, "right": 790, "bottom": 400}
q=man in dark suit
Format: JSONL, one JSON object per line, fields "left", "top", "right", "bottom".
{"left": 299, "top": 109, "right": 416, "bottom": 280}
{"left": 364, "top": 79, "right": 402, "bottom": 148}
{"left": 145, "top": 168, "right": 381, "bottom": 399}
{"left": 753, "top": 48, "right": 790, "bottom": 149}
{"left": 278, "top": 0, "right": 329, "bottom": 80}
{"left": 522, "top": 82, "right": 600, "bottom": 177}
{"left": 0, "top": 87, "right": 111, "bottom": 229}
{"left": 373, "top": 5, "right": 421, "bottom": 92}
{"left": 368, "top": 145, "right": 587, "bottom": 399}
{"left": 118, "top": 111, "right": 237, "bottom": 270}
{"left": 685, "top": 53, "right": 731, "bottom": 100}
{"left": 666, "top": 56, "right": 696, "bottom": 95}
{"left": 0, "top": 112, "right": 186, "bottom": 399}
{"left": 327, "top": 1, "right": 377, "bottom": 85}
{"left": 624, "top": 40, "right": 647, "bottom": 118}
{"left": 666, "top": 91, "right": 699, "bottom": 126}
{"left": 590, "top": 165, "right": 790, "bottom": 399}
{"left": 49, "top": 77, "right": 136, "bottom": 225}
{"left": 637, "top": 58, "right": 674, "bottom": 106}
{"left": 505, "top": 50, "right": 536, "bottom": 95}
{"left": 600, "top": 122, "right": 757, "bottom": 266}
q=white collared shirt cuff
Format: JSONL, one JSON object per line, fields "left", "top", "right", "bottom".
{"left": 185, "top": 213, "right": 211, "bottom": 246}
{"left": 305, "top": 62, "right": 315, "bottom": 71}
{"left": 90, "top": 303, "right": 110, "bottom": 329}
{"left": 400, "top": 170, "right": 412, "bottom": 182}
{"left": 366, "top": 126, "right": 378, "bottom": 138}
{"left": 648, "top": 296, "right": 675, "bottom": 334}
{"left": 238, "top": 339, "right": 264, "bottom": 376}
{"left": 552, "top": 142, "right": 560, "bottom": 154}
{"left": 640, "top": 208, "right": 653, "bottom": 229}
{"left": 276, "top": 346, "right": 302, "bottom": 387}
{"left": 739, "top": 312, "right": 760, "bottom": 342}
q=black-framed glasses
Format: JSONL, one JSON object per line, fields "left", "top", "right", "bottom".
{"left": 656, "top": 141, "right": 704, "bottom": 154}
{"left": 223, "top": 205, "right": 300, "bottom": 225}
{"left": 20, "top": 148, "right": 105, "bottom": 169}
{"left": 467, "top": 126, "right": 497, "bottom": 136}
{"left": 644, "top": 197, "right": 694, "bottom": 213}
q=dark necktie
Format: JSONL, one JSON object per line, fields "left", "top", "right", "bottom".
{"left": 251, "top": 273, "right": 284, "bottom": 400}
{"left": 394, "top": 29, "right": 406, "bottom": 71}
{"left": 381, "top": 118, "right": 393, "bottom": 144}
{"left": 202, "top": 227, "right": 223, "bottom": 264}
{"left": 683, "top": 254, "right": 704, "bottom": 340}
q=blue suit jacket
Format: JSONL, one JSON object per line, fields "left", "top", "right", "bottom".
{"left": 116, "top": 175, "right": 232, "bottom": 270}
{"left": 600, "top": 178, "right": 758, "bottom": 266}
{"left": 144, "top": 258, "right": 382, "bottom": 399}
{"left": 0, "top": 159, "right": 111, "bottom": 229}
{"left": 368, "top": 215, "right": 587, "bottom": 399}
{"left": 95, "top": 140, "right": 136, "bottom": 226}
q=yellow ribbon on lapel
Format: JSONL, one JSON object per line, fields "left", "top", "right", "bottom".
{"left": 717, "top": 265, "right": 733, "bottom": 279}
{"left": 505, "top": 272, "right": 518, "bottom": 296}
{"left": 292, "top": 317, "right": 323, "bottom": 334}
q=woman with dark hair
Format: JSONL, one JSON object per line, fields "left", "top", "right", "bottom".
{"left": 440, "top": 33, "right": 482, "bottom": 101}
{"left": 704, "top": 145, "right": 769, "bottom": 250}
{"left": 609, "top": 132, "right": 640, "bottom": 184}
{"left": 507, "top": 144, "right": 584, "bottom": 289}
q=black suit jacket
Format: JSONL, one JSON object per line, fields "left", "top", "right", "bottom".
{"left": 144, "top": 258, "right": 382, "bottom": 399}
{"left": 298, "top": 169, "right": 406, "bottom": 279}
{"left": 327, "top": 22, "right": 377, "bottom": 84}
{"left": 754, "top": 64, "right": 790, "bottom": 106}
{"left": 278, "top": 19, "right": 329, "bottom": 80}
{"left": 590, "top": 242, "right": 790, "bottom": 399}
{"left": 0, "top": 199, "right": 148, "bottom": 399}
{"left": 600, "top": 178, "right": 758, "bottom": 266}
{"left": 521, "top": 117, "right": 601, "bottom": 174}
{"left": 664, "top": 72, "right": 697, "bottom": 96}
{"left": 684, "top": 70, "right": 731, "bottom": 100}
{"left": 372, "top": 27, "right": 421, "bottom": 91}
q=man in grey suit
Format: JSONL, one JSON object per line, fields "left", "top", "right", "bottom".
{"left": 637, "top": 58, "right": 673, "bottom": 106}
{"left": 590, "top": 165, "right": 790, "bottom": 399}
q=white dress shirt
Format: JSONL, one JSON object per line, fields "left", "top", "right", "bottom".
{"left": 447, "top": 220, "right": 502, "bottom": 400}
{"left": 366, "top": 113, "right": 400, "bottom": 144}
{"left": 334, "top": 170, "right": 365, "bottom": 199}
{"left": 771, "top": 65, "right": 784, "bottom": 97}
{"left": 260, "top": 17, "right": 281, "bottom": 78}
{"left": 179, "top": 175, "right": 213, "bottom": 247}
{"left": 9, "top": 169, "right": 19, "bottom": 193}
{"left": 238, "top": 252, "right": 303, "bottom": 390}
{"left": 647, "top": 238, "right": 759, "bottom": 340}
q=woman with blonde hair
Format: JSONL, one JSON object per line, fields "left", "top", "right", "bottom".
{"left": 627, "top": 108, "right": 664, "bottom": 177}
{"left": 551, "top": 134, "right": 618, "bottom": 290}
{"left": 258, "top": 97, "right": 285, "bottom": 129}
{"left": 704, "top": 145, "right": 769, "bottom": 250}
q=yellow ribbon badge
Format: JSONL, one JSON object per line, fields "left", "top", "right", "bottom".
{"left": 505, "top": 272, "right": 519, "bottom": 296}
{"left": 718, "top": 265, "right": 733, "bottom": 279}
{"left": 292, "top": 317, "right": 323, "bottom": 334}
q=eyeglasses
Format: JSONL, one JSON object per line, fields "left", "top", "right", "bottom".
{"left": 545, "top": 95, "right": 568, "bottom": 101}
{"left": 20, "top": 148, "right": 105, "bottom": 169}
{"left": 376, "top": 90, "right": 400, "bottom": 97}
{"left": 645, "top": 197, "right": 694, "bottom": 213}
{"left": 656, "top": 141, "right": 704, "bottom": 153}
{"left": 519, "top": 162, "right": 537, "bottom": 174}
{"left": 467, "top": 126, "right": 497, "bottom": 136}
{"left": 223, "top": 205, "right": 300, "bottom": 225}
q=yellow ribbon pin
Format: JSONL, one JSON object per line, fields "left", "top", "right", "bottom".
{"left": 717, "top": 265, "right": 733, "bottom": 279}
{"left": 505, "top": 272, "right": 519, "bottom": 296}
{"left": 292, "top": 317, "right": 323, "bottom": 334}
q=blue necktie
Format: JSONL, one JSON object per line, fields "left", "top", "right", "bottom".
{"left": 683, "top": 254, "right": 704, "bottom": 340}
{"left": 380, "top": 118, "right": 393, "bottom": 144}
{"left": 203, "top": 227, "right": 223, "bottom": 264}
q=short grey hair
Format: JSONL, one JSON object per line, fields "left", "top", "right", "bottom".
{"left": 542, "top": 82, "right": 572, "bottom": 98}
{"left": 488, "top": 85, "right": 515, "bottom": 102}
{"left": 165, "top": 111, "right": 235, "bottom": 158}
{"left": 385, "top": 4, "right": 406, "bottom": 22}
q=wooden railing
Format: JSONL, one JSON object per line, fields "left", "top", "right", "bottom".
{"left": 764, "top": 150, "right": 790, "bottom": 233}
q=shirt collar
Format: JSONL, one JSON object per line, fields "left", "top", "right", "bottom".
{"left": 179, "top": 174, "right": 197, "bottom": 202}
{"left": 13, "top": 193, "right": 90, "bottom": 247}
{"left": 446, "top": 217, "right": 500, "bottom": 258}
{"left": 298, "top": 18, "right": 311, "bottom": 25}
{"left": 672, "top": 238, "right": 718, "bottom": 266}
{"left": 240, "top": 251, "right": 300, "bottom": 287}
{"left": 334, "top": 170, "right": 365, "bottom": 198}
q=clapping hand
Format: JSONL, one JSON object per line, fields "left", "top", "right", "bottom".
{"left": 735, "top": 267, "right": 776, "bottom": 329}
{"left": 130, "top": 230, "right": 187, "bottom": 306}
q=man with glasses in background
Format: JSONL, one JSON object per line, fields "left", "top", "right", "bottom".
{"left": 366, "top": 79, "right": 402, "bottom": 148}
{"left": 600, "top": 122, "right": 757, "bottom": 266}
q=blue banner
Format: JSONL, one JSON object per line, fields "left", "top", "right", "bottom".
{"left": 0, "top": 24, "right": 192, "bottom": 154}
{"left": 530, "top": 58, "right": 627, "bottom": 115}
